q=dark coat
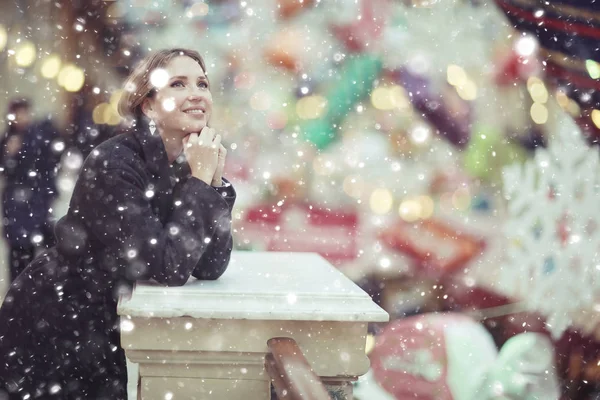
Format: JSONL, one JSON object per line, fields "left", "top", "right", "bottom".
{"left": 0, "top": 119, "right": 62, "bottom": 246}
{"left": 0, "top": 124, "right": 236, "bottom": 399}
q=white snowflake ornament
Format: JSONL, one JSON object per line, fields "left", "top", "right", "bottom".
{"left": 501, "top": 117, "right": 600, "bottom": 339}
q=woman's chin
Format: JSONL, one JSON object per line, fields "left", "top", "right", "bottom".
{"left": 180, "top": 122, "right": 206, "bottom": 135}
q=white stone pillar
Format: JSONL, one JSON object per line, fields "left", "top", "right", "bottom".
{"left": 118, "top": 251, "right": 389, "bottom": 400}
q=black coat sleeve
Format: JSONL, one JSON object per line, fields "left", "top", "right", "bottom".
{"left": 73, "top": 159, "right": 233, "bottom": 286}
{"left": 192, "top": 177, "right": 236, "bottom": 280}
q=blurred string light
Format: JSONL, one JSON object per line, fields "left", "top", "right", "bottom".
{"left": 447, "top": 64, "right": 467, "bottom": 87}
{"left": 371, "top": 85, "right": 411, "bottom": 111}
{"left": 527, "top": 76, "right": 548, "bottom": 124}
{"left": 186, "top": 2, "right": 209, "bottom": 18}
{"left": 0, "top": 25, "right": 7, "bottom": 51}
{"left": 446, "top": 64, "right": 477, "bottom": 101}
{"left": 370, "top": 188, "right": 393, "bottom": 214}
{"left": 555, "top": 89, "right": 581, "bottom": 117}
{"left": 585, "top": 60, "right": 600, "bottom": 79}
{"left": 92, "top": 90, "right": 123, "bottom": 125}
{"left": 526, "top": 77, "right": 548, "bottom": 103}
{"left": 456, "top": 80, "right": 477, "bottom": 101}
{"left": 57, "top": 63, "right": 85, "bottom": 92}
{"left": 371, "top": 86, "right": 395, "bottom": 110}
{"left": 530, "top": 103, "right": 548, "bottom": 124}
{"left": 591, "top": 109, "right": 600, "bottom": 129}
{"left": 40, "top": 54, "right": 62, "bottom": 79}
{"left": 296, "top": 95, "right": 327, "bottom": 119}
{"left": 398, "top": 197, "right": 421, "bottom": 222}
{"left": 398, "top": 195, "right": 435, "bottom": 222}
{"left": 14, "top": 40, "right": 36, "bottom": 67}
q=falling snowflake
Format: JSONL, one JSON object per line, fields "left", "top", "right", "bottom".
{"left": 500, "top": 116, "right": 600, "bottom": 338}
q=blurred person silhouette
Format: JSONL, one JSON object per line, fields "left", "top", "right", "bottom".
{"left": 0, "top": 98, "right": 62, "bottom": 282}
{"left": 0, "top": 48, "right": 235, "bottom": 399}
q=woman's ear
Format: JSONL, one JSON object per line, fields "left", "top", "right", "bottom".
{"left": 141, "top": 98, "right": 153, "bottom": 119}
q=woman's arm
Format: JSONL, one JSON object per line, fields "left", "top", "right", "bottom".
{"left": 72, "top": 155, "right": 232, "bottom": 286}
{"left": 192, "top": 178, "right": 236, "bottom": 280}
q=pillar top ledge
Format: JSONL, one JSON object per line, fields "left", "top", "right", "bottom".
{"left": 118, "top": 251, "right": 389, "bottom": 323}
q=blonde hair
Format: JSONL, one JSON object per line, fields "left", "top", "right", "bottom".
{"left": 117, "top": 48, "right": 207, "bottom": 119}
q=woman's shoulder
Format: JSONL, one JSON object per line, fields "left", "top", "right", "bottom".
{"left": 86, "top": 131, "right": 142, "bottom": 162}
{"left": 82, "top": 128, "right": 145, "bottom": 173}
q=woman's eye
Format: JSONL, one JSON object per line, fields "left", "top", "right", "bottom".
{"left": 198, "top": 81, "right": 209, "bottom": 89}
{"left": 170, "top": 81, "right": 184, "bottom": 88}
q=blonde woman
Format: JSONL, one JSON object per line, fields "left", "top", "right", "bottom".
{"left": 0, "top": 48, "right": 235, "bottom": 399}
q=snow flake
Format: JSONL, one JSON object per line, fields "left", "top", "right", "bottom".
{"left": 121, "top": 319, "right": 135, "bottom": 332}
{"left": 500, "top": 118, "right": 600, "bottom": 339}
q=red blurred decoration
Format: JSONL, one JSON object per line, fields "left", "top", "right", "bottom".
{"left": 379, "top": 219, "right": 486, "bottom": 278}
{"left": 264, "top": 28, "right": 303, "bottom": 71}
{"left": 440, "top": 280, "right": 600, "bottom": 399}
{"left": 239, "top": 202, "right": 359, "bottom": 266}
{"left": 330, "top": 0, "right": 391, "bottom": 52}
{"left": 370, "top": 314, "right": 475, "bottom": 400}
{"left": 277, "top": 0, "right": 315, "bottom": 19}
{"left": 493, "top": 48, "right": 540, "bottom": 86}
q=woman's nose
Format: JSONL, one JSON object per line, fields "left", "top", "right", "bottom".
{"left": 187, "top": 92, "right": 202, "bottom": 101}
{"left": 188, "top": 86, "right": 207, "bottom": 100}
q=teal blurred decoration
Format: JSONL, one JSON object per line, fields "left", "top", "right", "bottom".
{"left": 301, "top": 54, "right": 382, "bottom": 149}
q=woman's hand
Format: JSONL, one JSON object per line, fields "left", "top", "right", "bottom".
{"left": 183, "top": 127, "right": 220, "bottom": 185}
{"left": 211, "top": 144, "right": 227, "bottom": 187}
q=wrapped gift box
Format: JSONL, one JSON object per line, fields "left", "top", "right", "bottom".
{"left": 236, "top": 202, "right": 359, "bottom": 266}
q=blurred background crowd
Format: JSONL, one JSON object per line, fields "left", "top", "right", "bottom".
{"left": 1, "top": 0, "right": 600, "bottom": 398}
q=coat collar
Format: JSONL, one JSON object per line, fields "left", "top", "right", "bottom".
{"left": 132, "top": 120, "right": 181, "bottom": 223}
{"left": 132, "top": 119, "right": 193, "bottom": 181}
{"left": 132, "top": 119, "right": 171, "bottom": 178}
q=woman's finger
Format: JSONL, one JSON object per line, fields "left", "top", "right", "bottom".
{"left": 199, "top": 126, "right": 215, "bottom": 143}
{"left": 212, "top": 134, "right": 222, "bottom": 149}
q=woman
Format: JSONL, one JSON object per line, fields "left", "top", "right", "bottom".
{"left": 0, "top": 48, "right": 236, "bottom": 399}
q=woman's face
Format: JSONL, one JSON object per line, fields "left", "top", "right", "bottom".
{"left": 144, "top": 56, "right": 212, "bottom": 140}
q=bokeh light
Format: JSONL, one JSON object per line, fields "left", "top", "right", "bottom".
{"left": 186, "top": 2, "right": 209, "bottom": 18}
{"left": 150, "top": 68, "right": 169, "bottom": 89}
{"left": 370, "top": 188, "right": 393, "bottom": 215}
{"left": 447, "top": 64, "right": 467, "bottom": 87}
{"left": 57, "top": 63, "right": 85, "bottom": 92}
{"left": 399, "top": 198, "right": 421, "bottom": 222}
{"left": 371, "top": 87, "right": 396, "bottom": 110}
{"left": 14, "top": 40, "right": 36, "bottom": 67}
{"left": 40, "top": 54, "right": 62, "bottom": 79}
{"left": 456, "top": 79, "right": 477, "bottom": 101}
{"left": 0, "top": 25, "right": 7, "bottom": 52}
{"left": 296, "top": 95, "right": 327, "bottom": 119}
{"left": 530, "top": 102, "right": 548, "bottom": 124}
{"left": 586, "top": 60, "right": 600, "bottom": 80}
{"left": 591, "top": 109, "right": 600, "bottom": 129}
{"left": 527, "top": 77, "right": 548, "bottom": 104}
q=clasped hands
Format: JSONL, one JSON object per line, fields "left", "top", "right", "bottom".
{"left": 182, "top": 127, "right": 227, "bottom": 187}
